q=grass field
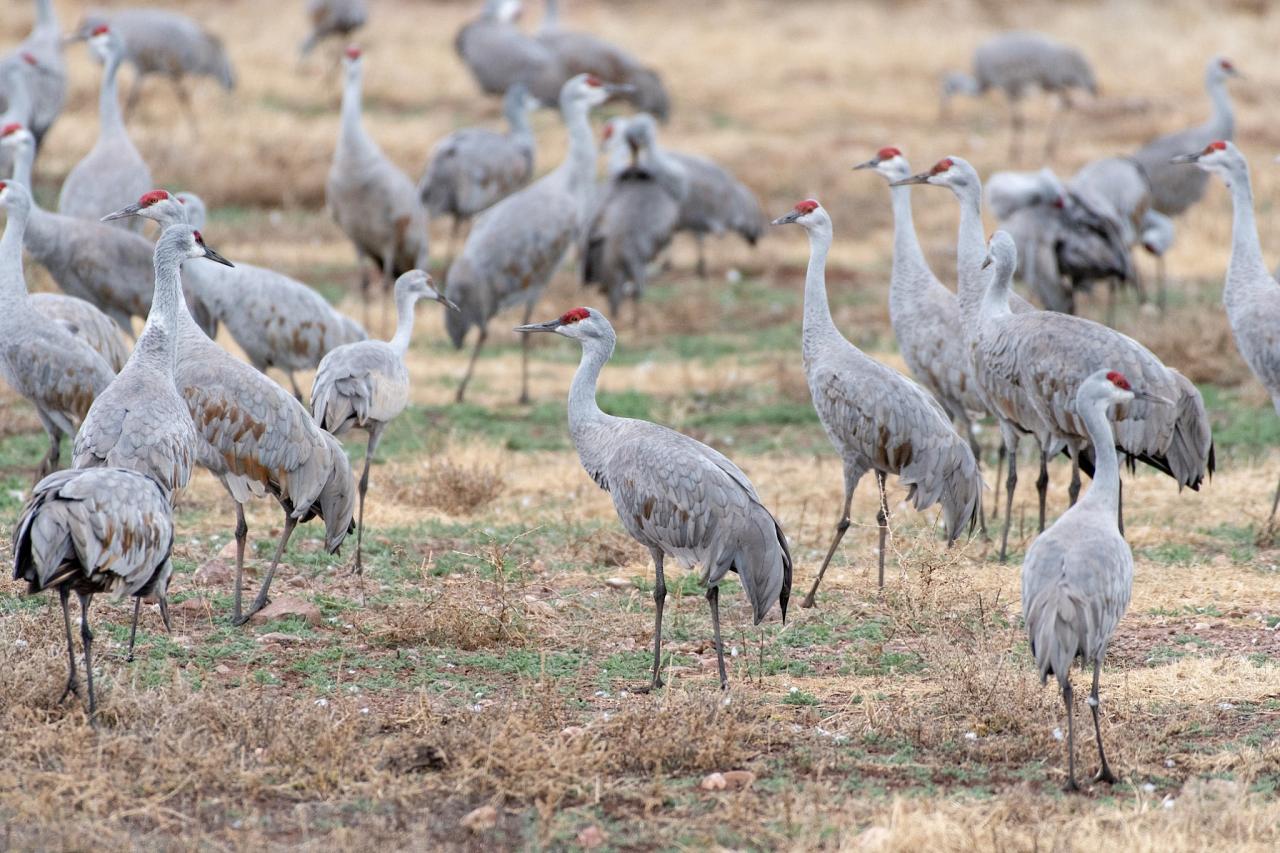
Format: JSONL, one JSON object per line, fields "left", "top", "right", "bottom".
{"left": 2, "top": 0, "right": 1280, "bottom": 849}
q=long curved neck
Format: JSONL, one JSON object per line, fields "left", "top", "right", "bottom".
{"left": 981, "top": 262, "right": 1015, "bottom": 322}
{"left": 1206, "top": 76, "right": 1234, "bottom": 137}
{"left": 1223, "top": 162, "right": 1271, "bottom": 315}
{"left": 801, "top": 223, "right": 839, "bottom": 353}
{"left": 135, "top": 245, "right": 184, "bottom": 371}
{"left": 340, "top": 69, "right": 368, "bottom": 153}
{"left": 567, "top": 338, "right": 610, "bottom": 438}
{"left": 100, "top": 50, "right": 126, "bottom": 138}
{"left": 388, "top": 292, "right": 418, "bottom": 355}
{"left": 35, "top": 0, "right": 57, "bottom": 30}
{"left": 954, "top": 184, "right": 987, "bottom": 326}
{"left": 0, "top": 196, "right": 29, "bottom": 302}
{"left": 890, "top": 183, "right": 931, "bottom": 292}
{"left": 1078, "top": 397, "right": 1121, "bottom": 516}
{"left": 506, "top": 104, "right": 532, "bottom": 141}
{"left": 558, "top": 97, "right": 596, "bottom": 197}
{"left": 8, "top": 141, "right": 34, "bottom": 191}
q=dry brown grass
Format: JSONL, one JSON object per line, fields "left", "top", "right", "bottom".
{"left": 390, "top": 457, "right": 506, "bottom": 515}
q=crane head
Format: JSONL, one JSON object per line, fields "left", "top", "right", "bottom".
{"left": 565, "top": 74, "right": 634, "bottom": 111}
{"left": 0, "top": 122, "right": 33, "bottom": 152}
{"left": 187, "top": 229, "right": 235, "bottom": 268}
{"left": 771, "top": 199, "right": 820, "bottom": 226}
{"left": 515, "top": 307, "right": 612, "bottom": 344}
{"left": 891, "top": 156, "right": 977, "bottom": 195}
{"left": 1169, "top": 140, "right": 1235, "bottom": 181}
{"left": 1210, "top": 56, "right": 1242, "bottom": 81}
{"left": 979, "top": 231, "right": 1018, "bottom": 275}
{"left": 102, "top": 189, "right": 191, "bottom": 227}
{"left": 394, "top": 270, "right": 459, "bottom": 313}
{"left": 852, "top": 147, "right": 909, "bottom": 182}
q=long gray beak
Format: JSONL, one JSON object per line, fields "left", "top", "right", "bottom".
{"left": 890, "top": 172, "right": 931, "bottom": 187}
{"left": 514, "top": 319, "right": 560, "bottom": 334}
{"left": 1134, "top": 390, "right": 1175, "bottom": 406}
{"left": 771, "top": 210, "right": 801, "bottom": 226}
{"left": 1169, "top": 153, "right": 1200, "bottom": 165}
{"left": 201, "top": 245, "right": 235, "bottom": 267}
{"left": 981, "top": 255, "right": 994, "bottom": 270}
{"left": 429, "top": 288, "right": 460, "bottom": 312}
{"left": 158, "top": 596, "right": 172, "bottom": 633}
{"left": 605, "top": 83, "right": 636, "bottom": 96}
{"left": 852, "top": 158, "right": 878, "bottom": 171}
{"left": 101, "top": 202, "right": 142, "bottom": 222}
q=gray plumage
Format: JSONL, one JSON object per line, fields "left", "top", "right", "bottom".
{"left": 57, "top": 28, "right": 152, "bottom": 233}
{"left": 455, "top": 0, "right": 563, "bottom": 99}
{"left": 301, "top": 0, "right": 368, "bottom": 57}
{"left": 1130, "top": 57, "right": 1239, "bottom": 217}
{"left": 516, "top": 307, "right": 791, "bottom": 690}
{"left": 13, "top": 466, "right": 174, "bottom": 717}
{"left": 0, "top": 55, "right": 43, "bottom": 181}
{"left": 1022, "top": 369, "right": 1137, "bottom": 792}
{"left": 1, "top": 0, "right": 65, "bottom": 147}
{"left": 28, "top": 293, "right": 129, "bottom": 372}
{"left": 0, "top": 181, "right": 114, "bottom": 483}
{"left": 106, "top": 193, "right": 357, "bottom": 625}
{"left": 313, "top": 270, "right": 453, "bottom": 574}
{"left": 582, "top": 114, "right": 685, "bottom": 316}
{"left": 533, "top": 0, "right": 670, "bottom": 120}
{"left": 1070, "top": 157, "right": 1152, "bottom": 246}
{"left": 445, "top": 74, "right": 621, "bottom": 403}
{"left": 327, "top": 47, "right": 430, "bottom": 315}
{"left": 73, "top": 225, "right": 211, "bottom": 499}
{"left": 419, "top": 83, "right": 537, "bottom": 229}
{"left": 774, "top": 201, "right": 980, "bottom": 604}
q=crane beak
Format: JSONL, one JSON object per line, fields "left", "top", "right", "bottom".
{"left": 514, "top": 319, "right": 560, "bottom": 334}
{"left": 1133, "top": 390, "right": 1175, "bottom": 406}
{"left": 101, "top": 202, "right": 143, "bottom": 222}
{"left": 851, "top": 158, "right": 878, "bottom": 171}
{"left": 1169, "top": 153, "right": 1200, "bottom": 165}
{"left": 429, "top": 288, "right": 460, "bottom": 312}
{"left": 981, "top": 255, "right": 994, "bottom": 270}
{"left": 604, "top": 83, "right": 636, "bottom": 96}
{"left": 889, "top": 172, "right": 930, "bottom": 186}
{"left": 201, "top": 244, "right": 235, "bottom": 267}
{"left": 770, "top": 210, "right": 802, "bottom": 226}
{"left": 158, "top": 596, "right": 172, "bottom": 634}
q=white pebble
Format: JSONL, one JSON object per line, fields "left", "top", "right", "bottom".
{"left": 315, "top": 698, "right": 328, "bottom": 707}
{"left": 1162, "top": 796, "right": 1176, "bottom": 810}
{"left": 1217, "top": 702, "right": 1235, "bottom": 711}
{"left": 964, "top": 731, "right": 978, "bottom": 741}
{"left": 1142, "top": 783, "right": 1156, "bottom": 794}
{"left": 1052, "top": 727, "right": 1064, "bottom": 741}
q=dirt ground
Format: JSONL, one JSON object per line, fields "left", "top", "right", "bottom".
{"left": 1, "top": 0, "right": 1279, "bottom": 850}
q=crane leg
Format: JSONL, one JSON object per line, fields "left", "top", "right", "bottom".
{"left": 455, "top": 327, "right": 487, "bottom": 403}
{"left": 173, "top": 78, "right": 199, "bottom": 134}
{"left": 1043, "top": 95, "right": 1064, "bottom": 162}
{"left": 56, "top": 587, "right": 80, "bottom": 704}
{"left": 875, "top": 470, "right": 890, "bottom": 589}
{"left": 643, "top": 549, "right": 667, "bottom": 692}
{"left": 1062, "top": 679, "right": 1079, "bottom": 792}
{"left": 706, "top": 585, "right": 728, "bottom": 690}
{"left": 77, "top": 592, "right": 97, "bottom": 722}
{"left": 234, "top": 515, "right": 299, "bottom": 626}
{"left": 1008, "top": 101, "right": 1025, "bottom": 164}
{"left": 358, "top": 254, "right": 373, "bottom": 329}
{"left": 993, "top": 442, "right": 1006, "bottom": 514}
{"left": 1156, "top": 256, "right": 1168, "bottom": 315}
{"left": 231, "top": 501, "right": 250, "bottom": 624}
{"left": 352, "top": 428, "right": 383, "bottom": 576}
{"left": 288, "top": 372, "right": 304, "bottom": 403}
{"left": 999, "top": 438, "right": 1019, "bottom": 563}
{"left": 1068, "top": 446, "right": 1082, "bottom": 507}
{"left": 381, "top": 244, "right": 397, "bottom": 338}
{"left": 800, "top": 469, "right": 859, "bottom": 608}
{"left": 518, "top": 302, "right": 534, "bottom": 405}
{"left": 1088, "top": 657, "right": 1119, "bottom": 784}
{"left": 1267, "top": 475, "right": 1280, "bottom": 533}
{"left": 695, "top": 234, "right": 708, "bottom": 280}
{"left": 1036, "top": 448, "right": 1050, "bottom": 533}
{"left": 35, "top": 416, "right": 62, "bottom": 483}
{"left": 1117, "top": 479, "right": 1125, "bottom": 536}
{"left": 126, "top": 598, "right": 141, "bottom": 663}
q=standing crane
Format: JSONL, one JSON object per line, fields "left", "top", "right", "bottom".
{"left": 1021, "top": 366, "right": 1154, "bottom": 792}
{"left": 0, "top": 180, "right": 115, "bottom": 482}
{"left": 1174, "top": 141, "right": 1280, "bottom": 529}
{"left": 940, "top": 32, "right": 1096, "bottom": 161}
{"left": 455, "top": 0, "right": 562, "bottom": 100}
{"left": 104, "top": 192, "right": 357, "bottom": 625}
{"left": 312, "top": 271, "right": 457, "bottom": 574}
{"left": 58, "top": 26, "right": 153, "bottom": 232}
{"left": 72, "top": 224, "right": 228, "bottom": 497}
{"left": 3, "top": 0, "right": 65, "bottom": 147}
{"left": 301, "top": 0, "right": 368, "bottom": 58}
{"left": 327, "top": 46, "right": 430, "bottom": 328}
{"left": 74, "top": 9, "right": 235, "bottom": 124}
{"left": 515, "top": 307, "right": 791, "bottom": 690}
{"left": 0, "top": 53, "right": 44, "bottom": 180}
{"left": 1130, "top": 57, "right": 1240, "bottom": 217}
{"left": 107, "top": 189, "right": 367, "bottom": 400}
{"left": 445, "top": 74, "right": 629, "bottom": 404}
{"left": 13, "top": 466, "right": 174, "bottom": 719}
{"left": 773, "top": 200, "right": 980, "bottom": 602}
{"left": 418, "top": 83, "right": 539, "bottom": 263}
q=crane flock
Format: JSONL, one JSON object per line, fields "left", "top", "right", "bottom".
{"left": 0, "top": 0, "right": 1273, "bottom": 795}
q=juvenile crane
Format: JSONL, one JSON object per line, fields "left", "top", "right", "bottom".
{"left": 105, "top": 193, "right": 357, "bottom": 625}
{"left": 446, "top": 74, "right": 630, "bottom": 403}
{"left": 301, "top": 0, "right": 368, "bottom": 57}
{"left": 516, "top": 307, "right": 792, "bottom": 690}
{"left": 0, "top": 181, "right": 115, "bottom": 482}
{"left": 13, "top": 467, "right": 174, "bottom": 719}
{"left": 418, "top": 83, "right": 538, "bottom": 261}
{"left": 58, "top": 26, "right": 152, "bottom": 232}
{"left": 328, "top": 46, "right": 431, "bottom": 324}
{"left": 773, "top": 200, "right": 981, "bottom": 602}
{"left": 312, "top": 271, "right": 457, "bottom": 574}
{"left": 1021, "top": 366, "right": 1154, "bottom": 792}
{"left": 72, "top": 224, "right": 229, "bottom": 497}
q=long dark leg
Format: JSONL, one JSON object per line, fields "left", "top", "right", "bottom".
{"left": 645, "top": 549, "right": 666, "bottom": 691}
{"left": 234, "top": 515, "right": 299, "bottom": 625}
{"left": 78, "top": 592, "right": 97, "bottom": 720}
{"left": 1000, "top": 437, "right": 1018, "bottom": 562}
{"left": 126, "top": 598, "right": 141, "bottom": 663}
{"left": 57, "top": 587, "right": 79, "bottom": 703}
{"left": 1036, "top": 447, "right": 1050, "bottom": 533}
{"left": 381, "top": 247, "right": 396, "bottom": 338}
{"left": 1068, "top": 445, "right": 1082, "bottom": 507}
{"left": 231, "top": 501, "right": 249, "bottom": 624}
{"left": 173, "top": 78, "right": 198, "bottom": 133}
{"left": 1062, "top": 679, "right": 1078, "bottom": 792}
{"left": 1043, "top": 94, "right": 1065, "bottom": 161}
{"left": 695, "top": 234, "right": 707, "bottom": 279}
{"left": 519, "top": 301, "right": 535, "bottom": 405}
{"left": 455, "top": 327, "right": 487, "bottom": 404}
{"left": 800, "top": 469, "right": 859, "bottom": 608}
{"left": 35, "top": 420, "right": 61, "bottom": 483}
{"left": 707, "top": 585, "right": 728, "bottom": 690}
{"left": 353, "top": 428, "right": 383, "bottom": 576}
{"left": 1117, "top": 479, "right": 1125, "bottom": 536}
{"left": 875, "top": 470, "right": 889, "bottom": 589}
{"left": 1089, "top": 657, "right": 1118, "bottom": 784}
{"left": 994, "top": 442, "right": 1006, "bottom": 513}
{"left": 1009, "top": 99, "right": 1025, "bottom": 163}
{"left": 288, "top": 372, "right": 304, "bottom": 403}
{"left": 357, "top": 253, "right": 372, "bottom": 329}
{"left": 1156, "top": 255, "right": 1167, "bottom": 315}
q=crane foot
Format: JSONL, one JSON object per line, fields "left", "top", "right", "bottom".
{"left": 1092, "top": 768, "right": 1118, "bottom": 785}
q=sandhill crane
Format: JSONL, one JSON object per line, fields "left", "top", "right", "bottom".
{"left": 27, "top": 292, "right": 129, "bottom": 373}
{"left": 445, "top": 74, "right": 629, "bottom": 404}
{"left": 455, "top": 0, "right": 562, "bottom": 99}
{"left": 516, "top": 307, "right": 791, "bottom": 689}
{"left": 328, "top": 46, "right": 431, "bottom": 326}
{"left": 0, "top": 181, "right": 114, "bottom": 482}
{"left": 940, "top": 32, "right": 1096, "bottom": 161}
{"left": 976, "top": 229, "right": 1210, "bottom": 536}
{"left": 583, "top": 113, "right": 686, "bottom": 317}
{"left": 75, "top": 8, "right": 235, "bottom": 123}
{"left": 1174, "top": 141, "right": 1280, "bottom": 529}
{"left": 1021, "top": 367, "right": 1154, "bottom": 791}
{"left": 312, "top": 270, "right": 456, "bottom": 574}
{"left": 418, "top": 83, "right": 538, "bottom": 261}
{"left": 533, "top": 0, "right": 670, "bottom": 120}
{"left": 1, "top": 124, "right": 216, "bottom": 339}
{"left": 58, "top": 26, "right": 152, "bottom": 233}
{"left": 773, "top": 200, "right": 980, "bottom": 602}
{"left": 105, "top": 193, "right": 357, "bottom": 625}
{"left": 3, "top": 0, "right": 65, "bottom": 147}
{"left": 72, "top": 224, "right": 227, "bottom": 497}
{"left": 13, "top": 466, "right": 173, "bottom": 719}
{"left": 106, "top": 189, "right": 367, "bottom": 400}
{"left": 0, "top": 54, "right": 45, "bottom": 180}
{"left": 1130, "top": 57, "right": 1239, "bottom": 217}
{"left": 301, "top": 0, "right": 368, "bottom": 58}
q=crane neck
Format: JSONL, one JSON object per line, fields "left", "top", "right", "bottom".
{"left": 135, "top": 241, "right": 186, "bottom": 373}
{"left": 388, "top": 292, "right": 419, "bottom": 356}
{"left": 567, "top": 335, "right": 612, "bottom": 438}
{"left": 7, "top": 139, "right": 35, "bottom": 192}
{"left": 889, "top": 183, "right": 932, "bottom": 295}
{"left": 1222, "top": 160, "right": 1272, "bottom": 316}
{"left": 35, "top": 0, "right": 57, "bottom": 29}
{"left": 558, "top": 97, "right": 598, "bottom": 203}
{"left": 0, "top": 192, "right": 30, "bottom": 303}
{"left": 1077, "top": 395, "right": 1122, "bottom": 517}
{"left": 980, "top": 259, "right": 1015, "bottom": 322}
{"left": 800, "top": 220, "right": 840, "bottom": 356}
{"left": 2, "top": 67, "right": 32, "bottom": 121}
{"left": 1206, "top": 76, "right": 1235, "bottom": 138}
{"left": 99, "top": 49, "right": 126, "bottom": 138}
{"left": 954, "top": 183, "right": 987, "bottom": 330}
{"left": 339, "top": 67, "right": 369, "bottom": 153}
